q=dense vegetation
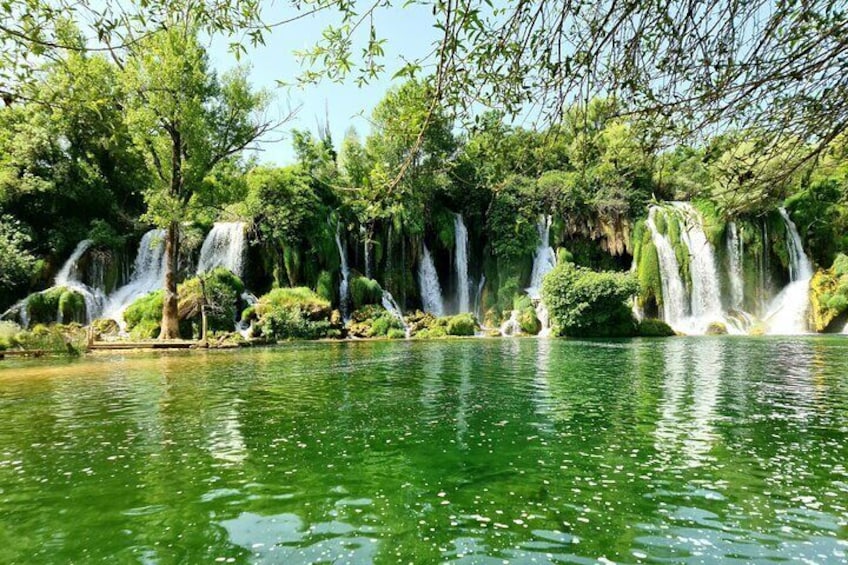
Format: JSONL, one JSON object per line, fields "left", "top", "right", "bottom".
{"left": 1, "top": 4, "right": 848, "bottom": 345}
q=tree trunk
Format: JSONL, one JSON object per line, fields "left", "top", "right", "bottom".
{"left": 158, "top": 221, "right": 181, "bottom": 340}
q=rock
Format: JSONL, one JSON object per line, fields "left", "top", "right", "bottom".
{"left": 706, "top": 321, "right": 728, "bottom": 335}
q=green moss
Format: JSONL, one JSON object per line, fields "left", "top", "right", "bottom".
{"left": 446, "top": 313, "right": 477, "bottom": 336}
{"left": 637, "top": 318, "right": 675, "bottom": 337}
{"left": 254, "top": 286, "right": 334, "bottom": 340}
{"left": 350, "top": 276, "right": 383, "bottom": 309}
{"left": 556, "top": 248, "right": 574, "bottom": 264}
{"left": 637, "top": 236, "right": 663, "bottom": 308}
{"left": 518, "top": 307, "right": 541, "bottom": 335}
{"left": 386, "top": 328, "right": 407, "bottom": 340}
{"left": 705, "top": 322, "right": 728, "bottom": 335}
{"left": 124, "top": 290, "right": 164, "bottom": 332}
{"left": 316, "top": 270, "right": 334, "bottom": 303}
{"left": 25, "top": 287, "right": 87, "bottom": 325}
{"left": 809, "top": 258, "right": 848, "bottom": 332}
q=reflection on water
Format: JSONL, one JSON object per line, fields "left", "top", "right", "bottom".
{"left": 0, "top": 338, "right": 847, "bottom": 563}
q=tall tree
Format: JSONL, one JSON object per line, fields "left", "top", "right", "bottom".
{"left": 119, "top": 25, "right": 273, "bottom": 339}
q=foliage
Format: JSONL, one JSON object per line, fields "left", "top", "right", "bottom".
{"left": 25, "top": 287, "right": 87, "bottom": 325}
{"left": 0, "top": 216, "right": 38, "bottom": 308}
{"left": 785, "top": 179, "right": 848, "bottom": 268}
{"left": 542, "top": 262, "right": 639, "bottom": 337}
{"left": 809, "top": 256, "right": 848, "bottom": 332}
{"left": 178, "top": 268, "right": 246, "bottom": 332}
{"left": 637, "top": 319, "right": 675, "bottom": 337}
{"left": 254, "top": 287, "right": 334, "bottom": 340}
{"left": 446, "top": 313, "right": 476, "bottom": 336}
{"left": 350, "top": 276, "right": 383, "bottom": 310}
{"left": 347, "top": 305, "right": 404, "bottom": 338}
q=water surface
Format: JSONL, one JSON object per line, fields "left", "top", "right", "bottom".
{"left": 1, "top": 337, "right": 847, "bottom": 563}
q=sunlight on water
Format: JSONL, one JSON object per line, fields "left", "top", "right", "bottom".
{"left": 1, "top": 338, "right": 847, "bottom": 563}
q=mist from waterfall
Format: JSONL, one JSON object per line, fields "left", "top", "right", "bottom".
{"left": 418, "top": 244, "right": 445, "bottom": 316}
{"left": 764, "top": 208, "right": 813, "bottom": 334}
{"left": 197, "top": 222, "right": 246, "bottom": 277}
{"left": 453, "top": 213, "right": 471, "bottom": 313}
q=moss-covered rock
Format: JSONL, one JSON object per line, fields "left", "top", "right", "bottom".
{"left": 637, "top": 318, "right": 675, "bottom": 337}
{"left": 254, "top": 287, "right": 334, "bottom": 340}
{"left": 25, "top": 287, "right": 88, "bottom": 325}
{"left": 91, "top": 318, "right": 120, "bottom": 339}
{"left": 518, "top": 308, "right": 541, "bottom": 335}
{"left": 349, "top": 276, "right": 383, "bottom": 309}
{"left": 809, "top": 257, "right": 848, "bottom": 332}
{"left": 446, "top": 313, "right": 477, "bottom": 336}
{"left": 706, "top": 321, "right": 728, "bottom": 335}
{"left": 347, "top": 305, "right": 404, "bottom": 338}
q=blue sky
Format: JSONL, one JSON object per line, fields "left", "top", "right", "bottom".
{"left": 208, "top": 2, "right": 440, "bottom": 166}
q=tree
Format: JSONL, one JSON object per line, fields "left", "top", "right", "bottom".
{"left": 119, "top": 25, "right": 273, "bottom": 339}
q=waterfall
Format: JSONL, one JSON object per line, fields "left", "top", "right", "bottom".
{"left": 499, "top": 310, "right": 521, "bottom": 336}
{"left": 474, "top": 275, "right": 486, "bottom": 322}
{"left": 526, "top": 215, "right": 557, "bottom": 337}
{"left": 334, "top": 224, "right": 351, "bottom": 321}
{"left": 101, "top": 229, "right": 168, "bottom": 324}
{"left": 453, "top": 213, "right": 471, "bottom": 312}
{"left": 726, "top": 221, "right": 744, "bottom": 309}
{"left": 645, "top": 206, "right": 688, "bottom": 325}
{"left": 53, "top": 239, "right": 106, "bottom": 324}
{"left": 55, "top": 240, "right": 94, "bottom": 286}
{"left": 418, "top": 244, "right": 445, "bottom": 316}
{"left": 764, "top": 208, "right": 813, "bottom": 334}
{"left": 361, "top": 225, "right": 372, "bottom": 279}
{"left": 673, "top": 203, "right": 723, "bottom": 325}
{"left": 526, "top": 215, "right": 557, "bottom": 299}
{"left": 197, "top": 222, "right": 247, "bottom": 276}
{"left": 381, "top": 290, "right": 410, "bottom": 338}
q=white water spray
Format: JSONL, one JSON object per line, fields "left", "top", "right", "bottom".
{"left": 418, "top": 244, "right": 445, "bottom": 316}
{"left": 101, "top": 229, "right": 167, "bottom": 325}
{"left": 764, "top": 208, "right": 813, "bottom": 334}
{"left": 453, "top": 213, "right": 471, "bottom": 313}
{"left": 197, "top": 222, "right": 246, "bottom": 276}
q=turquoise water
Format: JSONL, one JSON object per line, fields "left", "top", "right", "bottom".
{"left": 1, "top": 337, "right": 847, "bottom": 563}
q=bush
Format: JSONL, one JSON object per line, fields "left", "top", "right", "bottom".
{"left": 254, "top": 287, "right": 333, "bottom": 340}
{"left": 178, "top": 268, "right": 245, "bottom": 332}
{"left": 637, "top": 318, "right": 675, "bottom": 337}
{"left": 386, "top": 328, "right": 407, "bottom": 339}
{"left": 124, "top": 291, "right": 164, "bottom": 332}
{"left": 348, "top": 305, "right": 404, "bottom": 338}
{"left": 541, "top": 262, "right": 639, "bottom": 337}
{"left": 446, "top": 313, "right": 477, "bottom": 336}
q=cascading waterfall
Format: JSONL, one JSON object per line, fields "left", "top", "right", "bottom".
{"left": 674, "top": 202, "right": 724, "bottom": 330}
{"left": 645, "top": 206, "right": 688, "bottom": 325}
{"left": 197, "top": 222, "right": 246, "bottom": 276}
{"left": 54, "top": 239, "right": 107, "bottom": 324}
{"left": 527, "top": 216, "right": 556, "bottom": 299}
{"left": 101, "top": 229, "right": 168, "bottom": 325}
{"left": 453, "top": 213, "right": 471, "bottom": 313}
{"left": 418, "top": 244, "right": 445, "bottom": 316}
{"left": 499, "top": 309, "right": 522, "bottom": 336}
{"left": 726, "top": 221, "right": 744, "bottom": 309}
{"left": 526, "top": 215, "right": 557, "bottom": 336}
{"left": 381, "top": 290, "right": 410, "bottom": 338}
{"left": 334, "top": 224, "right": 351, "bottom": 321}
{"left": 474, "top": 275, "right": 486, "bottom": 322}
{"left": 764, "top": 208, "right": 813, "bottom": 334}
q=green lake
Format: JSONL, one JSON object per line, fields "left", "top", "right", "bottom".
{"left": 1, "top": 337, "right": 847, "bottom": 563}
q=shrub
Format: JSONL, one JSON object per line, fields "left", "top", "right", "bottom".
{"left": 541, "top": 262, "right": 639, "bottom": 337}
{"left": 124, "top": 291, "right": 164, "bottom": 331}
{"left": 386, "top": 328, "right": 407, "bottom": 340}
{"left": 254, "top": 287, "right": 333, "bottom": 340}
{"left": 446, "top": 313, "right": 477, "bottom": 336}
{"left": 637, "top": 318, "right": 675, "bottom": 337}
{"left": 178, "top": 268, "right": 245, "bottom": 332}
